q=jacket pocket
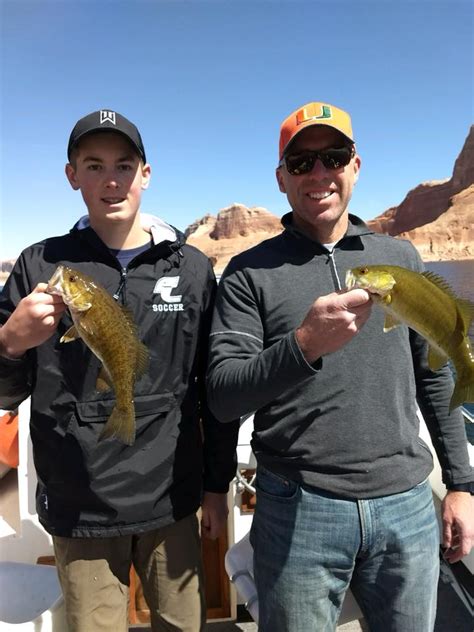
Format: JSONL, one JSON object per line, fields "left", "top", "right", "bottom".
{"left": 75, "top": 392, "right": 176, "bottom": 423}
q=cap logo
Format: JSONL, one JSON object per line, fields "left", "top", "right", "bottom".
{"left": 296, "top": 104, "right": 332, "bottom": 126}
{"left": 100, "top": 110, "right": 116, "bottom": 125}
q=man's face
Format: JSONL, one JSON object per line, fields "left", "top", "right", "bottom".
{"left": 276, "top": 126, "right": 361, "bottom": 243}
{"left": 65, "top": 132, "right": 151, "bottom": 230}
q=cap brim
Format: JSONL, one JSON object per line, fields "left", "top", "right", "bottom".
{"left": 68, "top": 128, "right": 146, "bottom": 162}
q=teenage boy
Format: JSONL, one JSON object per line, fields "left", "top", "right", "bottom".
{"left": 0, "top": 109, "right": 239, "bottom": 632}
{"left": 206, "top": 101, "right": 473, "bottom": 631}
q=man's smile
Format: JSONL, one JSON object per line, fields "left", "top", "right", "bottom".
{"left": 308, "top": 191, "right": 333, "bottom": 200}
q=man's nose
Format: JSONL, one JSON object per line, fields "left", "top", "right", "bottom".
{"left": 309, "top": 157, "right": 329, "bottom": 177}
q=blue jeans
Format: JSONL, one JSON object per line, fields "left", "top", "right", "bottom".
{"left": 250, "top": 466, "right": 440, "bottom": 632}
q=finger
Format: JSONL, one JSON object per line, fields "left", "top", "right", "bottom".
{"left": 443, "top": 545, "right": 464, "bottom": 564}
{"left": 442, "top": 521, "right": 453, "bottom": 550}
{"left": 34, "top": 283, "right": 49, "bottom": 293}
{"left": 338, "top": 289, "right": 372, "bottom": 309}
{"left": 34, "top": 291, "right": 66, "bottom": 307}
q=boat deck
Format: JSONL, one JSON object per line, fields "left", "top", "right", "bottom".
{"left": 1, "top": 468, "right": 472, "bottom": 630}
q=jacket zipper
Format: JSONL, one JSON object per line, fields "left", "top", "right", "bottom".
{"left": 113, "top": 268, "right": 127, "bottom": 303}
{"left": 327, "top": 249, "right": 343, "bottom": 290}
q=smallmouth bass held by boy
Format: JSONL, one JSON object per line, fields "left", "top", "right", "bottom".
{"left": 47, "top": 264, "right": 149, "bottom": 445}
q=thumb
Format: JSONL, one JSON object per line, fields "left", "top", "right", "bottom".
{"left": 338, "top": 289, "right": 372, "bottom": 309}
{"left": 34, "top": 283, "right": 50, "bottom": 293}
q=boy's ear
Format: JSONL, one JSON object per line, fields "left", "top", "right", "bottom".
{"left": 141, "top": 163, "right": 152, "bottom": 190}
{"left": 65, "top": 163, "right": 80, "bottom": 190}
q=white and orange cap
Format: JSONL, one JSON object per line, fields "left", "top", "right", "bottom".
{"left": 279, "top": 102, "right": 354, "bottom": 159}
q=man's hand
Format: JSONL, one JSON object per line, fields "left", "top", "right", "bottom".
{"left": 0, "top": 283, "right": 67, "bottom": 358}
{"left": 201, "top": 491, "right": 229, "bottom": 540}
{"left": 441, "top": 490, "right": 474, "bottom": 563}
{"left": 295, "top": 289, "right": 372, "bottom": 364}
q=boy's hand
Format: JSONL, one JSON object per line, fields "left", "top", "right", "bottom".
{"left": 0, "top": 283, "right": 67, "bottom": 358}
{"left": 201, "top": 491, "right": 229, "bottom": 540}
{"left": 296, "top": 289, "right": 372, "bottom": 364}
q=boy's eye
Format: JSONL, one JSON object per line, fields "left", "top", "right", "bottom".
{"left": 118, "top": 164, "right": 133, "bottom": 171}
{"left": 87, "top": 164, "right": 102, "bottom": 171}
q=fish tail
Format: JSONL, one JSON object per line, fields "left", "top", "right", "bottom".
{"left": 449, "top": 372, "right": 474, "bottom": 412}
{"left": 99, "top": 405, "right": 135, "bottom": 446}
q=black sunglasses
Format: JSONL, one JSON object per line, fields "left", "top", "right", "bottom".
{"left": 279, "top": 145, "right": 355, "bottom": 175}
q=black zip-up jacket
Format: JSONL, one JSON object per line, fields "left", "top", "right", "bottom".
{"left": 0, "top": 216, "right": 239, "bottom": 537}
{"left": 207, "top": 213, "right": 473, "bottom": 498}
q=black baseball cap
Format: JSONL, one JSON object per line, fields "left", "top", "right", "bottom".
{"left": 67, "top": 109, "right": 147, "bottom": 163}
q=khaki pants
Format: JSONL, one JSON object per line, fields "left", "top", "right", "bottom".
{"left": 53, "top": 514, "right": 206, "bottom": 632}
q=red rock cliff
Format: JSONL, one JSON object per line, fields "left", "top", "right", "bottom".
{"left": 367, "top": 126, "right": 474, "bottom": 260}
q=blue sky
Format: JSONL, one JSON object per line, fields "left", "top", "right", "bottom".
{"left": 1, "top": 0, "right": 472, "bottom": 260}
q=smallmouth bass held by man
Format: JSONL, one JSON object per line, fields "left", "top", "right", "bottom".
{"left": 346, "top": 264, "right": 474, "bottom": 412}
{"left": 47, "top": 265, "right": 149, "bottom": 445}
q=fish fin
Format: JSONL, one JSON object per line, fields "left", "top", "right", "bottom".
{"left": 96, "top": 367, "right": 113, "bottom": 392}
{"left": 383, "top": 312, "right": 402, "bottom": 332}
{"left": 99, "top": 405, "right": 135, "bottom": 446}
{"left": 135, "top": 341, "right": 150, "bottom": 378}
{"left": 427, "top": 346, "right": 448, "bottom": 371}
{"left": 449, "top": 376, "right": 474, "bottom": 412}
{"left": 421, "top": 271, "right": 458, "bottom": 298}
{"left": 422, "top": 272, "right": 474, "bottom": 335}
{"left": 60, "top": 325, "right": 79, "bottom": 343}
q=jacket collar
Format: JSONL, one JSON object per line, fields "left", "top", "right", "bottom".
{"left": 70, "top": 214, "right": 185, "bottom": 268}
{"left": 281, "top": 211, "right": 373, "bottom": 251}
{"left": 71, "top": 213, "right": 183, "bottom": 246}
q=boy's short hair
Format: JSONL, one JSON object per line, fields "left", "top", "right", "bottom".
{"left": 67, "top": 110, "right": 147, "bottom": 163}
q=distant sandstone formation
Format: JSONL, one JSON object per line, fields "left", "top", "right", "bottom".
{"left": 366, "top": 126, "right": 474, "bottom": 260}
{"left": 1, "top": 128, "right": 472, "bottom": 280}
{"left": 186, "top": 127, "right": 473, "bottom": 272}
{"left": 185, "top": 204, "right": 283, "bottom": 273}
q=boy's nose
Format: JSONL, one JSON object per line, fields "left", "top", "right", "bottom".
{"left": 105, "top": 177, "right": 120, "bottom": 188}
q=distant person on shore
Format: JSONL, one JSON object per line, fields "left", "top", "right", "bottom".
{"left": 207, "top": 101, "right": 473, "bottom": 631}
{"left": 0, "top": 109, "right": 239, "bottom": 632}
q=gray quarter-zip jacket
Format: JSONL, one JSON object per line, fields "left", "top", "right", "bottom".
{"left": 207, "top": 213, "right": 472, "bottom": 498}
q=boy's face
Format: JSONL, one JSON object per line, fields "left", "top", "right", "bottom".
{"left": 65, "top": 132, "right": 151, "bottom": 230}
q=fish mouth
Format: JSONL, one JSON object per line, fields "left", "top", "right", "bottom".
{"left": 345, "top": 270, "right": 369, "bottom": 291}
{"left": 47, "top": 265, "right": 65, "bottom": 296}
{"left": 345, "top": 269, "right": 394, "bottom": 296}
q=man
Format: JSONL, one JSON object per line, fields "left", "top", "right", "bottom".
{"left": 0, "top": 109, "right": 239, "bottom": 632}
{"left": 207, "top": 101, "right": 473, "bottom": 631}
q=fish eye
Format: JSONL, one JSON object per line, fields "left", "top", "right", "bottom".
{"left": 68, "top": 275, "right": 77, "bottom": 283}
{"left": 360, "top": 267, "right": 368, "bottom": 275}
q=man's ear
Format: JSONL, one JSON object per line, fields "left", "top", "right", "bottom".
{"left": 353, "top": 154, "right": 361, "bottom": 184}
{"left": 276, "top": 168, "right": 286, "bottom": 193}
{"left": 65, "top": 163, "right": 80, "bottom": 190}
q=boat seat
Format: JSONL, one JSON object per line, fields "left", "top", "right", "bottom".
{"left": 0, "top": 561, "right": 66, "bottom": 631}
{"left": 225, "top": 532, "right": 364, "bottom": 625}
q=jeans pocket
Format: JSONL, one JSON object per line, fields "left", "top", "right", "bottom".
{"left": 256, "top": 466, "right": 299, "bottom": 500}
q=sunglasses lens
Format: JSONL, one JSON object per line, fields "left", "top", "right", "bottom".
{"left": 284, "top": 146, "right": 353, "bottom": 175}
{"left": 285, "top": 152, "right": 316, "bottom": 175}
{"left": 320, "top": 146, "right": 353, "bottom": 169}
